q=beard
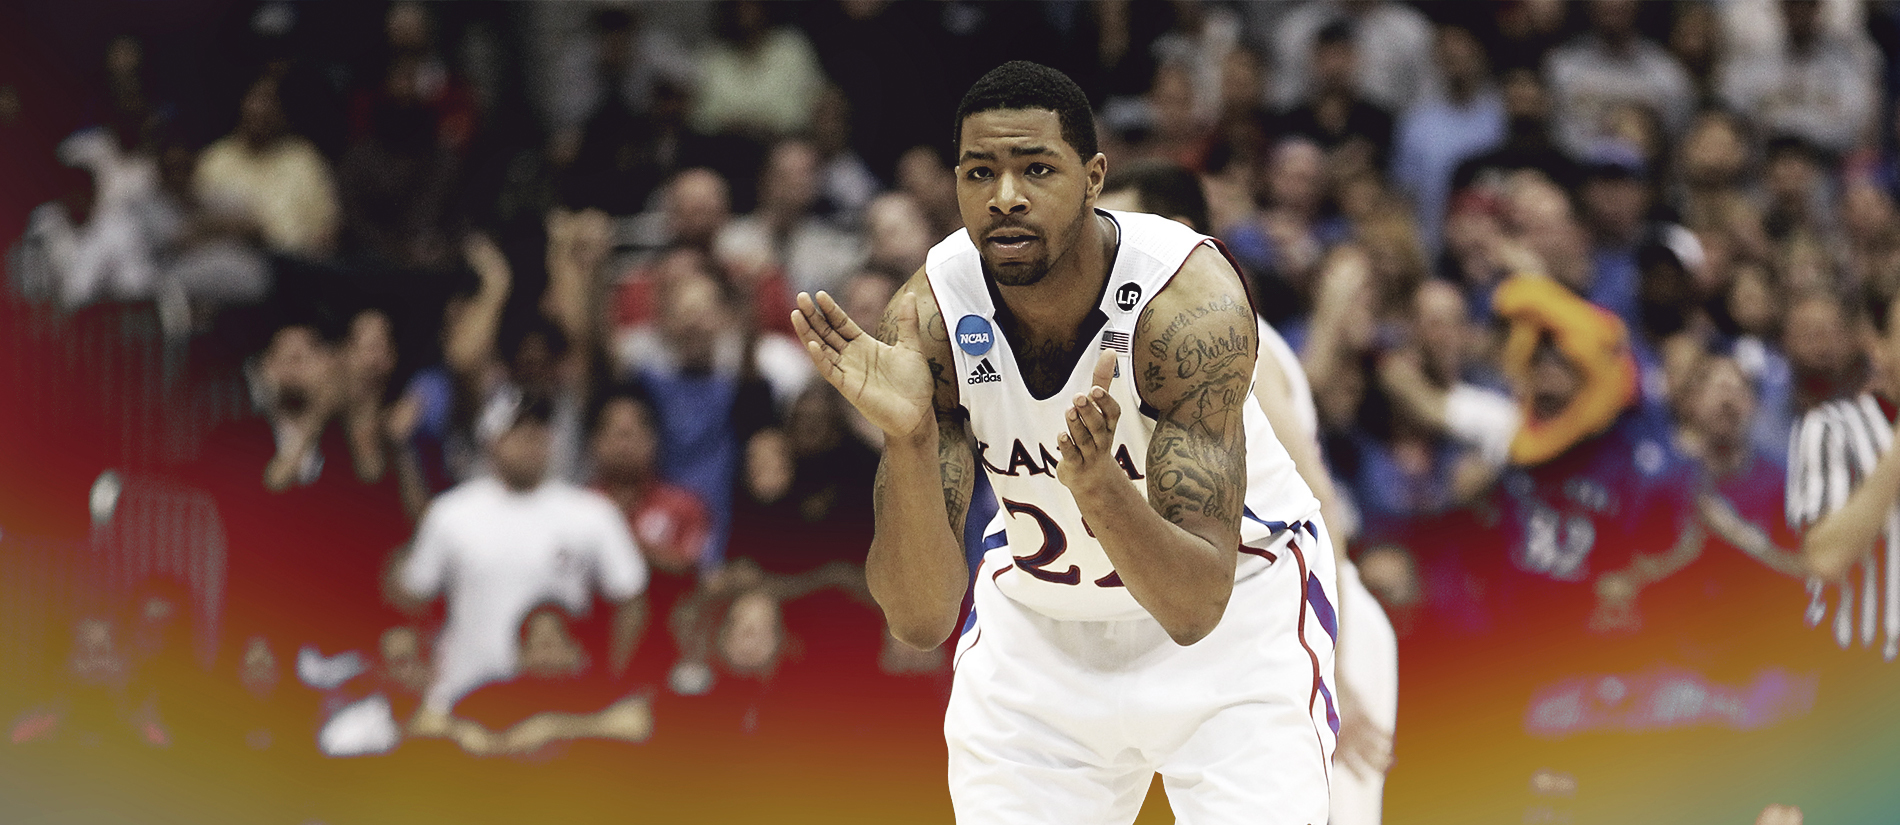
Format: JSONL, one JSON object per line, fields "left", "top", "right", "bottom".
{"left": 980, "top": 252, "right": 1052, "bottom": 287}
{"left": 978, "top": 204, "right": 1091, "bottom": 288}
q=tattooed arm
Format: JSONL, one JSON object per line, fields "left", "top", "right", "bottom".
{"left": 1057, "top": 246, "right": 1253, "bottom": 645}
{"left": 793, "top": 269, "right": 974, "bottom": 650}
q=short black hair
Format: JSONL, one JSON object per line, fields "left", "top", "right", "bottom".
{"left": 1102, "top": 160, "right": 1208, "bottom": 232}
{"left": 1317, "top": 19, "right": 1357, "bottom": 49}
{"left": 589, "top": 380, "right": 656, "bottom": 436}
{"left": 954, "top": 61, "right": 1098, "bottom": 162}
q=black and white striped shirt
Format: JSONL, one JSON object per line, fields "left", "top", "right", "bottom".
{"left": 1787, "top": 394, "right": 1900, "bottom": 661}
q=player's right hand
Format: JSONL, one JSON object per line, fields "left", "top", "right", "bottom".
{"left": 793, "top": 290, "right": 934, "bottom": 441}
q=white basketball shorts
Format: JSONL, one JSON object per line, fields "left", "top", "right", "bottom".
{"left": 945, "top": 520, "right": 1339, "bottom": 825}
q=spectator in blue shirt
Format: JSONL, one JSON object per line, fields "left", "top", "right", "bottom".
{"left": 1579, "top": 143, "right": 1654, "bottom": 336}
{"left": 624, "top": 264, "right": 805, "bottom": 574}
{"left": 1392, "top": 25, "right": 1506, "bottom": 254}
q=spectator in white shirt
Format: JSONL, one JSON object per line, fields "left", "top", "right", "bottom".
{"left": 1545, "top": 0, "right": 1696, "bottom": 159}
{"left": 392, "top": 394, "right": 650, "bottom": 714}
{"left": 192, "top": 73, "right": 339, "bottom": 258}
{"left": 1717, "top": 0, "right": 1872, "bottom": 68}
{"left": 1269, "top": 0, "right": 1436, "bottom": 115}
{"left": 1718, "top": 0, "right": 1881, "bottom": 157}
{"left": 544, "top": 7, "right": 696, "bottom": 163}
{"left": 690, "top": 0, "right": 825, "bottom": 140}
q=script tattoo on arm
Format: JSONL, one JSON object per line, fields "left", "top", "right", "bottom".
{"left": 1136, "top": 292, "right": 1254, "bottom": 529}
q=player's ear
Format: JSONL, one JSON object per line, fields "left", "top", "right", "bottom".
{"left": 1085, "top": 152, "right": 1107, "bottom": 205}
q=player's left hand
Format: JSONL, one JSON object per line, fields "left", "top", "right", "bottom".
{"left": 1055, "top": 349, "right": 1125, "bottom": 499}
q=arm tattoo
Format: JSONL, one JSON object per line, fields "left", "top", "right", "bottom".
{"left": 885, "top": 291, "right": 957, "bottom": 394}
{"left": 1142, "top": 361, "right": 1165, "bottom": 396}
{"left": 1138, "top": 295, "right": 1254, "bottom": 527}
{"left": 1143, "top": 295, "right": 1244, "bottom": 362}
{"left": 937, "top": 414, "right": 974, "bottom": 531}
{"left": 870, "top": 408, "right": 974, "bottom": 536}
{"left": 1149, "top": 382, "right": 1249, "bottom": 524}
{"left": 874, "top": 304, "right": 901, "bottom": 345}
{"left": 927, "top": 357, "right": 956, "bottom": 392}
{"left": 869, "top": 276, "right": 971, "bottom": 532}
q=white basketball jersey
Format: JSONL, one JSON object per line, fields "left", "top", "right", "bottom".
{"left": 927, "top": 209, "right": 1321, "bottom": 622}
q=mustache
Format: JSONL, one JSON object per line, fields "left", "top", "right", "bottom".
{"left": 984, "top": 217, "right": 1039, "bottom": 237}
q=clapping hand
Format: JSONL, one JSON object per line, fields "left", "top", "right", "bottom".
{"left": 792, "top": 291, "right": 935, "bottom": 442}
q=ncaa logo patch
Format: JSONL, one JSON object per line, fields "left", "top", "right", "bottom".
{"left": 956, "top": 315, "right": 994, "bottom": 356}
{"left": 1114, "top": 282, "right": 1142, "bottom": 312}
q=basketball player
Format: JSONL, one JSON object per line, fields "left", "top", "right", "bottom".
{"left": 793, "top": 62, "right": 1335, "bottom": 823}
{"left": 1099, "top": 161, "right": 1396, "bottom": 824}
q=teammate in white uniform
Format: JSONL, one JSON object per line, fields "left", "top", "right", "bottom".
{"left": 1101, "top": 162, "right": 1398, "bottom": 825}
{"left": 793, "top": 62, "right": 1335, "bottom": 824}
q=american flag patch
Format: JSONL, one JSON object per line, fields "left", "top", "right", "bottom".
{"left": 1101, "top": 330, "right": 1132, "bottom": 353}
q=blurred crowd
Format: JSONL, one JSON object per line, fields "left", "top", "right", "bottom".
{"left": 5, "top": 0, "right": 1900, "bottom": 822}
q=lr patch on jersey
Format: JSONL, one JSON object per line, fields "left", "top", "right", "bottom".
{"left": 957, "top": 314, "right": 994, "bottom": 356}
{"left": 1114, "top": 282, "right": 1142, "bottom": 312}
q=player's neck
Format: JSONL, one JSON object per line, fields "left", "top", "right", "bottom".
{"left": 994, "top": 212, "right": 1117, "bottom": 340}
{"left": 497, "top": 473, "right": 546, "bottom": 494}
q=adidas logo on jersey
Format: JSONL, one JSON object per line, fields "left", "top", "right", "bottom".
{"left": 967, "top": 358, "right": 1002, "bottom": 385}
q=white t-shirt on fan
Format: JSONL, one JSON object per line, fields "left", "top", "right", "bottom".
{"left": 401, "top": 476, "right": 648, "bottom": 711}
